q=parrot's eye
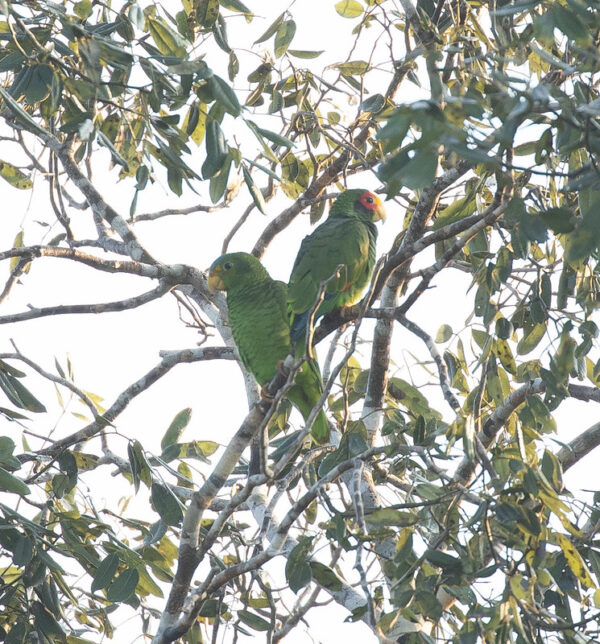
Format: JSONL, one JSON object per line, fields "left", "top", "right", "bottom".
{"left": 364, "top": 195, "right": 374, "bottom": 204}
{"left": 223, "top": 262, "right": 232, "bottom": 270}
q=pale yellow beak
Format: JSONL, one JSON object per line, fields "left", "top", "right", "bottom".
{"left": 207, "top": 272, "right": 225, "bottom": 292}
{"left": 373, "top": 197, "right": 386, "bottom": 222}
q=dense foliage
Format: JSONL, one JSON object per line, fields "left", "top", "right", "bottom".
{"left": 1, "top": 0, "right": 600, "bottom": 642}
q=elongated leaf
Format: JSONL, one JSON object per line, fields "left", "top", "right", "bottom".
{"left": 237, "top": 610, "right": 270, "bottom": 631}
{"left": 424, "top": 549, "right": 463, "bottom": 570}
{"left": 274, "top": 20, "right": 296, "bottom": 58}
{"left": 196, "top": 0, "right": 219, "bottom": 28}
{"left": 161, "top": 408, "right": 192, "bottom": 450}
{"left": 0, "top": 467, "right": 30, "bottom": 496}
{"left": 242, "top": 165, "right": 267, "bottom": 214}
{"left": 494, "top": 339, "right": 517, "bottom": 375}
{"left": 556, "top": 533, "right": 594, "bottom": 588}
{"left": 254, "top": 125, "right": 294, "bottom": 148}
{"left": 287, "top": 49, "right": 324, "bottom": 59}
{"left": 285, "top": 538, "right": 312, "bottom": 593}
{"left": 147, "top": 17, "right": 189, "bottom": 57}
{"left": 0, "top": 85, "right": 51, "bottom": 137}
{"left": 0, "top": 160, "right": 32, "bottom": 189}
{"left": 106, "top": 567, "right": 139, "bottom": 602}
{"left": 208, "top": 74, "right": 241, "bottom": 116}
{"left": 151, "top": 482, "right": 183, "bottom": 526}
{"left": 517, "top": 322, "right": 546, "bottom": 355}
{"left": 202, "top": 119, "right": 227, "bottom": 179}
{"left": 310, "top": 562, "right": 343, "bottom": 591}
{"left": 91, "top": 553, "right": 120, "bottom": 592}
{"left": 334, "top": 61, "right": 369, "bottom": 75}
{"left": 254, "top": 12, "right": 284, "bottom": 44}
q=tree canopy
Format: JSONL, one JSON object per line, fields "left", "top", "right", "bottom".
{"left": 2, "top": 0, "right": 600, "bottom": 642}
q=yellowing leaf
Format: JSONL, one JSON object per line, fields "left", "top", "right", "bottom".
{"left": 334, "top": 61, "right": 370, "bottom": 76}
{"left": 335, "top": 0, "right": 363, "bottom": 18}
{"left": 509, "top": 573, "right": 528, "bottom": 600}
{"left": 494, "top": 339, "right": 517, "bottom": 375}
{"left": 517, "top": 322, "right": 546, "bottom": 355}
{"left": 0, "top": 160, "right": 33, "bottom": 190}
{"left": 147, "top": 17, "right": 188, "bottom": 57}
{"left": 556, "top": 533, "right": 595, "bottom": 589}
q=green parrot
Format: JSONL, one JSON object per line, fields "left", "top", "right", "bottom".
{"left": 288, "top": 188, "right": 386, "bottom": 344}
{"left": 208, "top": 252, "right": 329, "bottom": 443}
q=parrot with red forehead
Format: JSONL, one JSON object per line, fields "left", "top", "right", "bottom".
{"left": 288, "top": 188, "right": 386, "bottom": 345}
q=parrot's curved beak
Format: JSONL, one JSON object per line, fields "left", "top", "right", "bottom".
{"left": 207, "top": 271, "right": 225, "bottom": 292}
{"left": 373, "top": 198, "right": 386, "bottom": 222}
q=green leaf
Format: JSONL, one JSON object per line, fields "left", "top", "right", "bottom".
{"left": 360, "top": 93, "right": 385, "bottom": 113}
{"left": 13, "top": 534, "right": 33, "bottom": 566}
{"left": 334, "top": 61, "right": 370, "bottom": 76}
{"left": 318, "top": 431, "right": 368, "bottom": 477}
{"left": 147, "top": 17, "right": 189, "bottom": 57}
{"left": 97, "top": 131, "right": 130, "bottom": 172}
{"left": 74, "top": 0, "right": 93, "bottom": 19}
{"left": 161, "top": 408, "right": 192, "bottom": 450}
{"left": 310, "top": 561, "right": 343, "bottom": 591}
{"left": 564, "top": 190, "right": 600, "bottom": 267}
{"left": 151, "top": 483, "right": 183, "bottom": 526}
{"left": 220, "top": 0, "right": 252, "bottom": 14}
{"left": 253, "top": 125, "right": 294, "bottom": 148}
{"left": 0, "top": 160, "right": 33, "bottom": 190}
{"left": 495, "top": 318, "right": 513, "bottom": 340}
{"left": 254, "top": 12, "right": 284, "bottom": 44}
{"left": 0, "top": 467, "right": 30, "bottom": 496}
{"left": 31, "top": 601, "right": 65, "bottom": 640}
{"left": 106, "top": 567, "right": 139, "bottom": 602}
{"left": 335, "top": 0, "right": 363, "bottom": 18}
{"left": 196, "top": 0, "right": 219, "bottom": 28}
{"left": 516, "top": 322, "right": 546, "bottom": 355}
{"left": 365, "top": 509, "right": 417, "bottom": 527}
{"left": 274, "top": 20, "right": 296, "bottom": 58}
{"left": 128, "top": 440, "right": 152, "bottom": 491}
{"left": 202, "top": 119, "right": 228, "bottom": 179}
{"left": 237, "top": 610, "right": 270, "bottom": 631}
{"left": 242, "top": 165, "right": 267, "bottom": 215}
{"left": 435, "top": 324, "right": 452, "bottom": 343}
{"left": 91, "top": 553, "right": 120, "bottom": 592}
{"left": 208, "top": 74, "right": 241, "bottom": 116}
{"left": 0, "top": 85, "right": 51, "bottom": 137}
{"left": 0, "top": 370, "right": 46, "bottom": 412}
{"left": 285, "top": 538, "right": 313, "bottom": 593}
{"left": 424, "top": 549, "right": 463, "bottom": 570}
{"left": 397, "top": 150, "right": 437, "bottom": 190}
{"left": 287, "top": 50, "right": 324, "bottom": 59}
{"left": 209, "top": 154, "right": 232, "bottom": 203}
{"left": 0, "top": 436, "right": 19, "bottom": 470}
{"left": 549, "top": 5, "right": 591, "bottom": 45}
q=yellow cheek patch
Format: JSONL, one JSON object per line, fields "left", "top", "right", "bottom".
{"left": 207, "top": 273, "right": 225, "bottom": 291}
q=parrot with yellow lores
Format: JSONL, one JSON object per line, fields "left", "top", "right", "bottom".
{"left": 208, "top": 252, "right": 329, "bottom": 443}
{"left": 288, "top": 188, "right": 386, "bottom": 346}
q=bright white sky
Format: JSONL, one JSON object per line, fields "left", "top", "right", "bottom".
{"left": 1, "top": 1, "right": 598, "bottom": 642}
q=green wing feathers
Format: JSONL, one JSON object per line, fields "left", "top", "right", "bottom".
{"left": 208, "top": 252, "right": 329, "bottom": 442}
{"left": 288, "top": 189, "right": 385, "bottom": 344}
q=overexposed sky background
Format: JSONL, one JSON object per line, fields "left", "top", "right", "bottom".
{"left": 1, "top": 1, "right": 598, "bottom": 642}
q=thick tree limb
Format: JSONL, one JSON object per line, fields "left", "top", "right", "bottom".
{"left": 557, "top": 421, "right": 600, "bottom": 471}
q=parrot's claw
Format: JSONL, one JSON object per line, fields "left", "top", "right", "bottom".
{"left": 260, "top": 383, "right": 275, "bottom": 403}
